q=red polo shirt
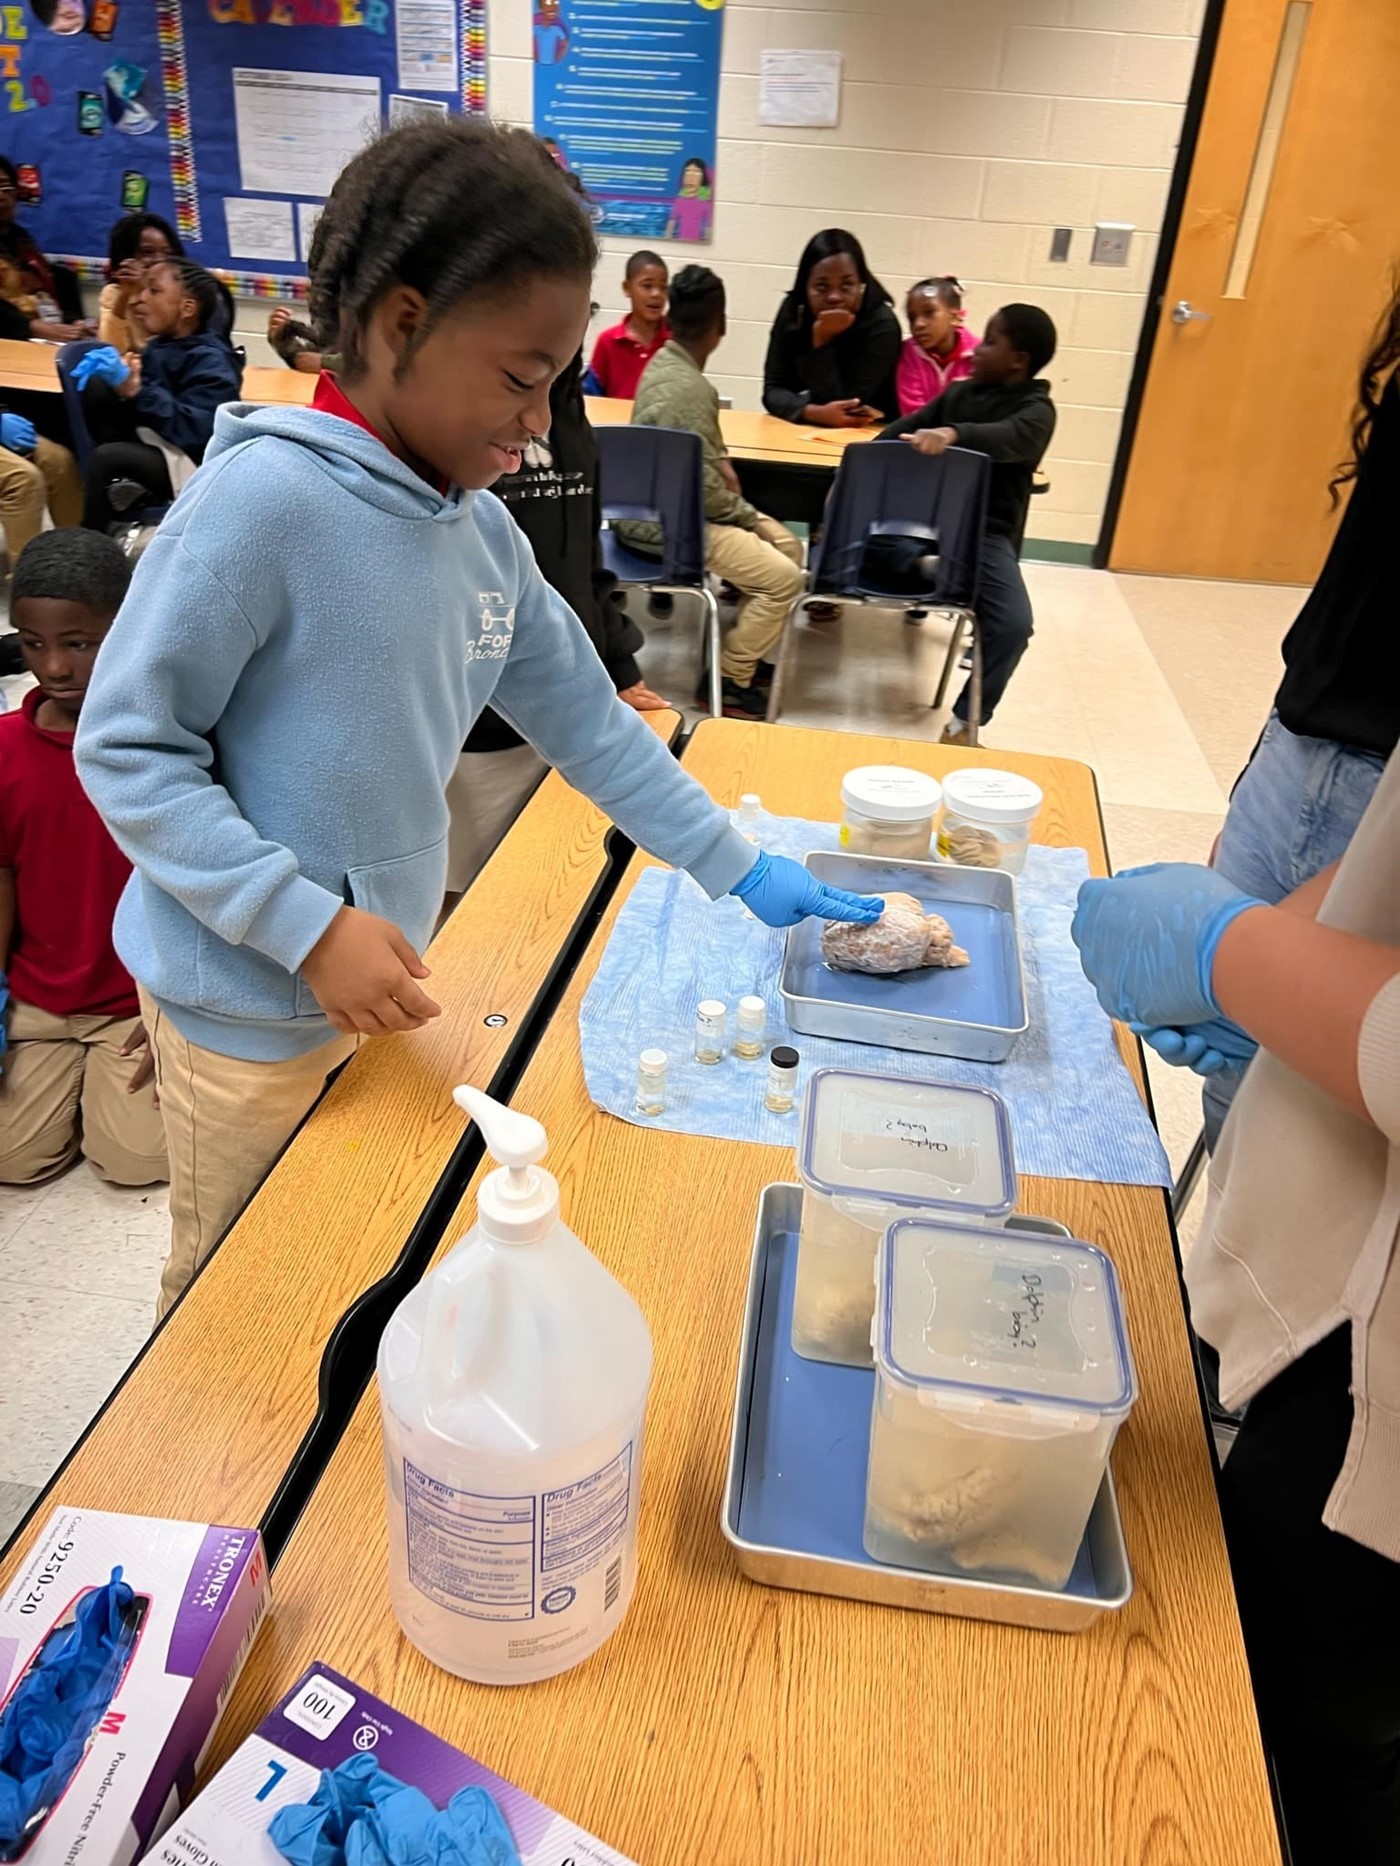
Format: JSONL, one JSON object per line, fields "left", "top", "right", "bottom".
{"left": 0, "top": 688, "right": 138, "bottom": 1019}
{"left": 586, "top": 320, "right": 670, "bottom": 400}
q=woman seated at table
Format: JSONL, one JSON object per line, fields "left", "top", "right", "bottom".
{"left": 761, "top": 229, "right": 901, "bottom": 429}
{"left": 98, "top": 212, "right": 184, "bottom": 352}
{"left": 0, "top": 156, "right": 92, "bottom": 343}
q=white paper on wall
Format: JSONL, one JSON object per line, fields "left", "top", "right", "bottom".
{"left": 759, "top": 50, "right": 842, "bottom": 129}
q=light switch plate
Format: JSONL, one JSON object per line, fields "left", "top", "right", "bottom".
{"left": 1049, "top": 227, "right": 1072, "bottom": 262}
{"left": 1091, "top": 222, "right": 1133, "bottom": 267}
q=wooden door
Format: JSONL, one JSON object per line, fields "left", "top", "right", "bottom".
{"left": 1111, "top": 0, "right": 1400, "bottom": 582}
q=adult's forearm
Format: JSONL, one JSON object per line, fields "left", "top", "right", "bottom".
{"left": 1213, "top": 905, "right": 1399, "bottom": 1122}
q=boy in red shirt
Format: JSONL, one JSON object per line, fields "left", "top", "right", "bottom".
{"left": 0, "top": 530, "right": 166, "bottom": 1186}
{"left": 583, "top": 250, "right": 669, "bottom": 399}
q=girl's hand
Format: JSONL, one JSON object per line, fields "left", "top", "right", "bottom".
{"left": 902, "top": 426, "right": 958, "bottom": 456}
{"left": 120, "top": 1021, "right": 158, "bottom": 1099}
{"left": 267, "top": 306, "right": 292, "bottom": 337}
{"left": 301, "top": 904, "right": 442, "bottom": 1037}
{"left": 617, "top": 680, "right": 669, "bottom": 712}
{"left": 811, "top": 308, "right": 856, "bottom": 348}
{"left": 115, "top": 352, "right": 142, "bottom": 398}
{"left": 804, "top": 398, "right": 865, "bottom": 427}
{"left": 30, "top": 319, "right": 90, "bottom": 343}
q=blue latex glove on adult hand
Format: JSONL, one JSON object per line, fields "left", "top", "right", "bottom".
{"left": 1131, "top": 1017, "right": 1258, "bottom": 1079}
{"left": 0, "top": 413, "right": 35, "bottom": 455}
{"left": 1071, "top": 862, "right": 1262, "bottom": 1029}
{"left": 69, "top": 345, "right": 129, "bottom": 392}
{"left": 731, "top": 850, "right": 883, "bottom": 929}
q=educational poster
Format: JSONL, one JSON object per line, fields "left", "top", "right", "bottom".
{"left": 533, "top": 0, "right": 722, "bottom": 243}
{"left": 6, "top": 0, "right": 486, "bottom": 292}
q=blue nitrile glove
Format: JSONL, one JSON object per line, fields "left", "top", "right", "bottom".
{"left": 1131, "top": 1017, "right": 1259, "bottom": 1080}
{"left": 731, "top": 849, "right": 883, "bottom": 929}
{"left": 269, "top": 1755, "right": 522, "bottom": 1866}
{"left": 69, "top": 345, "right": 130, "bottom": 392}
{"left": 0, "top": 413, "right": 35, "bottom": 455}
{"left": 1071, "top": 862, "right": 1263, "bottom": 1030}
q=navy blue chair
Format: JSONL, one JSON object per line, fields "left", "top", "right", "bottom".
{"left": 764, "top": 441, "right": 991, "bottom": 740}
{"left": 57, "top": 338, "right": 172, "bottom": 545}
{"left": 593, "top": 423, "right": 722, "bottom": 718}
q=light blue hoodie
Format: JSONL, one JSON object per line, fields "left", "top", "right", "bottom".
{"left": 75, "top": 401, "right": 756, "bottom": 1061}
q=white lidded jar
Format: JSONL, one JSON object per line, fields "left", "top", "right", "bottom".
{"left": 378, "top": 1086, "right": 653, "bottom": 1685}
{"left": 839, "top": 765, "right": 942, "bottom": 861}
{"left": 936, "top": 767, "right": 1043, "bottom": 874}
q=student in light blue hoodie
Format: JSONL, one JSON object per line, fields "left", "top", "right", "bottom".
{"left": 75, "top": 119, "right": 880, "bottom": 1317}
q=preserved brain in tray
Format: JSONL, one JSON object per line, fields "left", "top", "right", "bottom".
{"left": 821, "top": 892, "right": 970, "bottom": 976}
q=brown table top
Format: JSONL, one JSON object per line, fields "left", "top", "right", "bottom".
{"left": 206, "top": 720, "right": 1278, "bottom": 1866}
{"left": 0, "top": 713, "right": 680, "bottom": 1580}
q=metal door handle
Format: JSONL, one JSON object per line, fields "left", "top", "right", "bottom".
{"left": 1171, "top": 299, "right": 1213, "bottom": 325}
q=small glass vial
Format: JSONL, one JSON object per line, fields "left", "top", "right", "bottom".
{"left": 734, "top": 994, "right": 767, "bottom": 1060}
{"left": 634, "top": 1047, "right": 667, "bottom": 1117}
{"left": 735, "top": 793, "right": 763, "bottom": 843}
{"left": 694, "top": 999, "right": 727, "bottom": 1065}
{"left": 765, "top": 1045, "right": 800, "bottom": 1114}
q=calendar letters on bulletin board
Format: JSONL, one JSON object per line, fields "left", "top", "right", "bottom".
{"left": 4, "top": 0, "right": 486, "bottom": 295}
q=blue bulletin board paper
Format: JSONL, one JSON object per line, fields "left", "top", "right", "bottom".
{"left": 8, "top": 0, "right": 485, "bottom": 293}
{"left": 533, "top": 0, "right": 722, "bottom": 243}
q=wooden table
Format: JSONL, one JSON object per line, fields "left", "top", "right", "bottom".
{"left": 587, "top": 392, "right": 875, "bottom": 469}
{"left": 207, "top": 721, "right": 1279, "bottom": 1865}
{"left": 0, "top": 713, "right": 679, "bottom": 1578}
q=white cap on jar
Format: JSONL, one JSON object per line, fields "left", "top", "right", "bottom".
{"left": 840, "top": 765, "right": 942, "bottom": 823}
{"left": 940, "top": 767, "right": 1043, "bottom": 825}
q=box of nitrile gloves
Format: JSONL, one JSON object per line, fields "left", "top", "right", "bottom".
{"left": 0, "top": 1507, "right": 269, "bottom": 1866}
{"left": 148, "top": 1662, "right": 636, "bottom": 1865}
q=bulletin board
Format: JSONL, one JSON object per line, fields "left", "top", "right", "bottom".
{"left": 533, "top": 0, "right": 721, "bottom": 242}
{"left": 5, "top": 0, "right": 486, "bottom": 298}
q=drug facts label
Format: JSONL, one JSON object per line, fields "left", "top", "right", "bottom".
{"left": 403, "top": 1446, "right": 633, "bottom": 1624}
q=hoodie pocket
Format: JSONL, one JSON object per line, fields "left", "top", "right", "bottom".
{"left": 293, "top": 837, "right": 449, "bottom": 1019}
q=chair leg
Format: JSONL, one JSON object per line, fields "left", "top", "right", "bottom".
{"left": 764, "top": 591, "right": 808, "bottom": 724}
{"left": 931, "top": 612, "right": 966, "bottom": 710}
{"left": 965, "top": 620, "right": 983, "bottom": 747}
{"left": 698, "top": 584, "right": 723, "bottom": 718}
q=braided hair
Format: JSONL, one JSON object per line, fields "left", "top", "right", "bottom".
{"left": 152, "top": 257, "right": 234, "bottom": 337}
{"left": 307, "top": 118, "right": 597, "bottom": 379}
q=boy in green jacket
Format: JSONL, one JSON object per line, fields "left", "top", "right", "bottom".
{"left": 622, "top": 265, "right": 803, "bottom": 718}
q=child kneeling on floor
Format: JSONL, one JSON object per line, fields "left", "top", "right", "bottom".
{"left": 0, "top": 530, "right": 166, "bottom": 1189}
{"left": 74, "top": 121, "right": 878, "bottom": 1319}
{"left": 621, "top": 265, "right": 805, "bottom": 718}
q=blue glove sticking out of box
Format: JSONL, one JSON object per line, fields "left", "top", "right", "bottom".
{"left": 269, "top": 1753, "right": 523, "bottom": 1866}
{"left": 0, "top": 1567, "right": 137, "bottom": 1850}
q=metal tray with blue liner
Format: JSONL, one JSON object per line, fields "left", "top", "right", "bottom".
{"left": 780, "top": 850, "right": 1029, "bottom": 1062}
{"left": 721, "top": 1185, "right": 1133, "bottom": 1633}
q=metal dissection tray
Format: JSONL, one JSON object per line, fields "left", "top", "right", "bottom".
{"left": 721, "top": 1185, "right": 1133, "bottom": 1633}
{"left": 780, "top": 850, "right": 1028, "bottom": 1062}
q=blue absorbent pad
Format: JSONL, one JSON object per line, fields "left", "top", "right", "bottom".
{"left": 579, "top": 815, "right": 1170, "bottom": 1188}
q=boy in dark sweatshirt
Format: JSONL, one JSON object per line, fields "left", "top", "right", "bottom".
{"left": 879, "top": 303, "right": 1057, "bottom": 741}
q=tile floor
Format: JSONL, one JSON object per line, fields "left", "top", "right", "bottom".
{"left": 0, "top": 561, "right": 1301, "bottom": 1546}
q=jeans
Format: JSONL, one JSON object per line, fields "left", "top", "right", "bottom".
{"left": 953, "top": 531, "right": 1034, "bottom": 725}
{"left": 81, "top": 381, "right": 174, "bottom": 531}
{"left": 1204, "top": 713, "right": 1386, "bottom": 1146}
{"left": 1220, "top": 1327, "right": 1400, "bottom": 1865}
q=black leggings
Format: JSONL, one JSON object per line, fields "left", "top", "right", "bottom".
{"left": 1220, "top": 1326, "right": 1400, "bottom": 1864}
{"left": 81, "top": 380, "right": 173, "bottom": 531}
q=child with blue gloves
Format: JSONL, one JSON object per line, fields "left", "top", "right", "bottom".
{"left": 74, "top": 120, "right": 879, "bottom": 1317}
{"left": 0, "top": 409, "right": 81, "bottom": 564}
{"left": 1071, "top": 769, "right": 1400, "bottom": 1866}
{"left": 73, "top": 258, "right": 241, "bottom": 534}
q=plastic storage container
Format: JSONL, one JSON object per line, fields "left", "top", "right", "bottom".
{"left": 792, "top": 1068, "right": 1016, "bottom": 1367}
{"left": 839, "top": 766, "right": 942, "bottom": 860}
{"left": 864, "top": 1218, "right": 1136, "bottom": 1589}
{"left": 378, "top": 1086, "right": 653, "bottom": 1685}
{"left": 936, "top": 767, "right": 1044, "bottom": 875}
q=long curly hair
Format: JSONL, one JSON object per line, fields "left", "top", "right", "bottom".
{"left": 1330, "top": 270, "right": 1400, "bottom": 506}
{"left": 307, "top": 118, "right": 597, "bottom": 378}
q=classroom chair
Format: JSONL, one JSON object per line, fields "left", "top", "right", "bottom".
{"left": 594, "top": 424, "right": 723, "bottom": 718}
{"left": 763, "top": 442, "right": 991, "bottom": 737}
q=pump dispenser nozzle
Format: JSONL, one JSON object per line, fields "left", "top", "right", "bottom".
{"left": 454, "top": 1085, "right": 558, "bottom": 1244}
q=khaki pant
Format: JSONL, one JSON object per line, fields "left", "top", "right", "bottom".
{"left": 139, "top": 988, "right": 357, "bottom": 1320}
{"left": 444, "top": 742, "right": 549, "bottom": 895}
{"left": 0, "top": 437, "right": 83, "bottom": 560}
{"left": 707, "top": 514, "right": 805, "bottom": 686}
{"left": 0, "top": 1000, "right": 168, "bottom": 1188}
